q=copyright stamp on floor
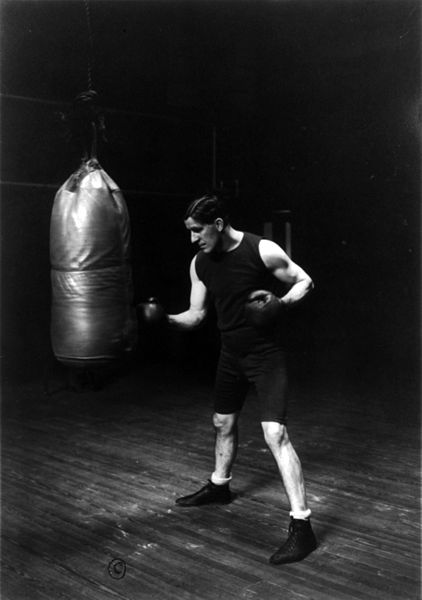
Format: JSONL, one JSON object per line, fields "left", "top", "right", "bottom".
{"left": 108, "top": 558, "right": 127, "bottom": 579}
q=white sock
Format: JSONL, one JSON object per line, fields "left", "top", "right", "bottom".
{"left": 211, "top": 472, "right": 232, "bottom": 485}
{"left": 290, "top": 508, "right": 311, "bottom": 520}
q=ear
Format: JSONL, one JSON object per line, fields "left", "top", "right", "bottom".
{"left": 215, "top": 217, "right": 225, "bottom": 232}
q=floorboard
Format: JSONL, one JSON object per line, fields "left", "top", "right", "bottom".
{"left": 1, "top": 362, "right": 420, "bottom": 600}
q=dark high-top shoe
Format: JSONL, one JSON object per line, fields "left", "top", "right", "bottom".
{"left": 175, "top": 480, "right": 232, "bottom": 507}
{"left": 269, "top": 517, "right": 317, "bottom": 565}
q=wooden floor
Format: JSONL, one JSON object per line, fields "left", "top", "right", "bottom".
{"left": 1, "top": 360, "right": 420, "bottom": 600}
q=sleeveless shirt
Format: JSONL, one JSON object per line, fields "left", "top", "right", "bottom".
{"left": 195, "top": 232, "right": 281, "bottom": 354}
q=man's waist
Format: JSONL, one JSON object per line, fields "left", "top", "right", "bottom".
{"left": 220, "top": 326, "right": 280, "bottom": 355}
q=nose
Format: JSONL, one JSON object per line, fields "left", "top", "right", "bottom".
{"left": 191, "top": 231, "right": 199, "bottom": 244}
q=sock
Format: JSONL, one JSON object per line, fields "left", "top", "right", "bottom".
{"left": 290, "top": 508, "right": 312, "bottom": 520}
{"left": 211, "top": 472, "right": 232, "bottom": 486}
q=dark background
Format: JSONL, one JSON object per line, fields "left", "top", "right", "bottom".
{"left": 1, "top": 0, "right": 420, "bottom": 395}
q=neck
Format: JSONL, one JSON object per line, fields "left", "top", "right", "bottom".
{"left": 219, "top": 226, "right": 243, "bottom": 253}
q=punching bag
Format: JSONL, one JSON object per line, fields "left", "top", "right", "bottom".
{"left": 50, "top": 156, "right": 137, "bottom": 367}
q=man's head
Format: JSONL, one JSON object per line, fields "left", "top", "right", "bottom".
{"left": 184, "top": 194, "right": 230, "bottom": 226}
{"left": 184, "top": 194, "right": 230, "bottom": 253}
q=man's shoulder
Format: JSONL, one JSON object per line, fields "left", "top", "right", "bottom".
{"left": 193, "top": 249, "right": 207, "bottom": 273}
{"left": 243, "top": 231, "right": 263, "bottom": 243}
{"left": 242, "top": 231, "right": 264, "bottom": 251}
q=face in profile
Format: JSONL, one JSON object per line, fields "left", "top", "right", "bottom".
{"left": 184, "top": 217, "right": 224, "bottom": 253}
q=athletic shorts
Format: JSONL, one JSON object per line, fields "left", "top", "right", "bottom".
{"left": 214, "top": 346, "right": 288, "bottom": 423}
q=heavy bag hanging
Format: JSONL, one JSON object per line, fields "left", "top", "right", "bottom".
{"left": 50, "top": 155, "right": 137, "bottom": 367}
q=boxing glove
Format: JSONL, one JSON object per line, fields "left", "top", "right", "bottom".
{"left": 244, "top": 289, "right": 282, "bottom": 329}
{"left": 137, "top": 297, "right": 167, "bottom": 326}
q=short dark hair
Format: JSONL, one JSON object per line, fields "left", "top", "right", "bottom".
{"left": 184, "top": 194, "right": 230, "bottom": 225}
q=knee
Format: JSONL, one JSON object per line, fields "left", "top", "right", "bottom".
{"left": 261, "top": 421, "right": 289, "bottom": 448}
{"left": 213, "top": 412, "right": 236, "bottom": 436}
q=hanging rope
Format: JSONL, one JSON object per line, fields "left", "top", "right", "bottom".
{"left": 73, "top": 1, "right": 107, "bottom": 160}
{"left": 84, "top": 0, "right": 95, "bottom": 91}
{"left": 55, "top": 1, "right": 106, "bottom": 160}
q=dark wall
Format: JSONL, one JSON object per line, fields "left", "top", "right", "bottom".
{"left": 1, "top": 0, "right": 420, "bottom": 388}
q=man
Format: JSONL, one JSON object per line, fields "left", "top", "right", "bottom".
{"left": 167, "top": 194, "right": 317, "bottom": 565}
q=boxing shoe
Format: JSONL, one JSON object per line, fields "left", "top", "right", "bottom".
{"left": 175, "top": 480, "right": 232, "bottom": 507}
{"left": 269, "top": 517, "right": 317, "bottom": 565}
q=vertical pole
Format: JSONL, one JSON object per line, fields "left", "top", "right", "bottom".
{"left": 273, "top": 209, "right": 292, "bottom": 256}
{"left": 285, "top": 219, "right": 292, "bottom": 256}
{"left": 263, "top": 222, "right": 273, "bottom": 240}
{"left": 212, "top": 125, "right": 217, "bottom": 189}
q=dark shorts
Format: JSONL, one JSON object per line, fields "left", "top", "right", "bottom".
{"left": 214, "top": 346, "right": 288, "bottom": 423}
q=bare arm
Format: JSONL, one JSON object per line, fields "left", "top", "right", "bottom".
{"left": 167, "top": 256, "right": 208, "bottom": 330}
{"left": 259, "top": 239, "right": 314, "bottom": 307}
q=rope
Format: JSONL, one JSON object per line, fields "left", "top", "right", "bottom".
{"left": 84, "top": 0, "right": 95, "bottom": 91}
{"left": 72, "top": 91, "right": 101, "bottom": 160}
{"left": 71, "top": 0, "right": 101, "bottom": 159}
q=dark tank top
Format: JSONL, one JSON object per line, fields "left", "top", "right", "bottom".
{"left": 195, "top": 232, "right": 281, "bottom": 354}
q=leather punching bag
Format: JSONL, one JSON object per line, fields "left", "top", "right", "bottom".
{"left": 50, "top": 157, "right": 137, "bottom": 367}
